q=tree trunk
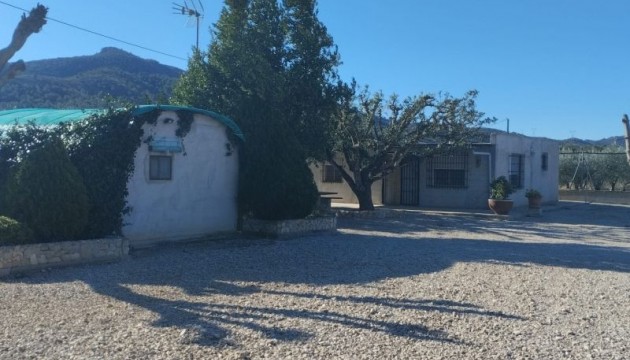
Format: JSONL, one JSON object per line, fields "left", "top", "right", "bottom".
{"left": 0, "top": 4, "right": 47, "bottom": 87}
{"left": 356, "top": 186, "right": 375, "bottom": 211}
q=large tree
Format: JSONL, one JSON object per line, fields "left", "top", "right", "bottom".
{"left": 328, "top": 84, "right": 494, "bottom": 210}
{"left": 0, "top": 4, "right": 47, "bottom": 88}
{"left": 172, "top": 0, "right": 341, "bottom": 219}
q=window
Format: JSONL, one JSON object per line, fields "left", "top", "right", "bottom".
{"left": 322, "top": 163, "right": 343, "bottom": 183}
{"left": 149, "top": 155, "right": 172, "bottom": 180}
{"left": 541, "top": 152, "right": 548, "bottom": 171}
{"left": 508, "top": 154, "right": 524, "bottom": 188}
{"left": 426, "top": 153, "right": 468, "bottom": 188}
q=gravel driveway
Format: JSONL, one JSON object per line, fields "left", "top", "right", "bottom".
{"left": 1, "top": 202, "right": 629, "bottom": 359}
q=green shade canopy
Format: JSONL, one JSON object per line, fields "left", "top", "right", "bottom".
{"left": 0, "top": 105, "right": 244, "bottom": 141}
{"left": 0, "top": 108, "right": 103, "bottom": 126}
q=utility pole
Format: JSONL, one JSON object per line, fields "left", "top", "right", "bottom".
{"left": 622, "top": 114, "right": 630, "bottom": 166}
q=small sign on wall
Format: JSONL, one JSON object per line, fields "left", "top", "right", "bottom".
{"left": 149, "top": 137, "right": 183, "bottom": 153}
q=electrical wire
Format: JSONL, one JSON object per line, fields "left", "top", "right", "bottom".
{"left": 0, "top": 1, "right": 188, "bottom": 61}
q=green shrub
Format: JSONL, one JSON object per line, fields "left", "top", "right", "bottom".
{"left": 61, "top": 107, "right": 143, "bottom": 238}
{"left": 4, "top": 137, "right": 89, "bottom": 242}
{"left": 0, "top": 122, "right": 54, "bottom": 214}
{"left": 0, "top": 216, "right": 34, "bottom": 245}
{"left": 240, "top": 132, "right": 318, "bottom": 221}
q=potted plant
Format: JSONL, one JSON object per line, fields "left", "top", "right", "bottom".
{"left": 488, "top": 176, "right": 514, "bottom": 215}
{"left": 525, "top": 188, "right": 542, "bottom": 209}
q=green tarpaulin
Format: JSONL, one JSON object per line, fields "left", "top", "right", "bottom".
{"left": 0, "top": 105, "right": 244, "bottom": 141}
{"left": 0, "top": 108, "right": 103, "bottom": 126}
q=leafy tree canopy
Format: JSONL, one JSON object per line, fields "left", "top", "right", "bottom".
{"left": 328, "top": 83, "right": 495, "bottom": 210}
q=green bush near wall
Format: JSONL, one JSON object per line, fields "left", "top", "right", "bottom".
{"left": 4, "top": 137, "right": 89, "bottom": 242}
{"left": 60, "top": 107, "right": 145, "bottom": 238}
{"left": 0, "top": 216, "right": 34, "bottom": 245}
{"left": 0, "top": 106, "right": 198, "bottom": 240}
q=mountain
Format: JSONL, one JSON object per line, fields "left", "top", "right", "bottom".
{"left": 560, "top": 136, "right": 626, "bottom": 148}
{"left": 0, "top": 47, "right": 183, "bottom": 109}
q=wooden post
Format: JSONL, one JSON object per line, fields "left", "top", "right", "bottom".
{"left": 623, "top": 114, "right": 630, "bottom": 166}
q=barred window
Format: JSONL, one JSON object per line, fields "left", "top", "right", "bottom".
{"left": 509, "top": 154, "right": 524, "bottom": 188}
{"left": 149, "top": 155, "right": 172, "bottom": 180}
{"left": 322, "top": 163, "right": 343, "bottom": 183}
{"left": 426, "top": 153, "right": 468, "bottom": 188}
{"left": 541, "top": 152, "right": 548, "bottom": 171}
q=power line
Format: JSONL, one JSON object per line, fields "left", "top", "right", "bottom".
{"left": 0, "top": 1, "right": 188, "bottom": 61}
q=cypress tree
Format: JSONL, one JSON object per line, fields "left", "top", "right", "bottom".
{"left": 172, "top": 0, "right": 339, "bottom": 220}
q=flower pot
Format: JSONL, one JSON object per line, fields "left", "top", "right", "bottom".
{"left": 488, "top": 199, "right": 513, "bottom": 215}
{"left": 527, "top": 196, "right": 542, "bottom": 209}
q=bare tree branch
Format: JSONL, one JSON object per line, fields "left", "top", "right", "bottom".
{"left": 0, "top": 3, "right": 48, "bottom": 86}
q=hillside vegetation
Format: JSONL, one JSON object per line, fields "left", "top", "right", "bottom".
{"left": 0, "top": 47, "right": 183, "bottom": 109}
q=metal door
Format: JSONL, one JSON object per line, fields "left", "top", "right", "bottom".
{"left": 400, "top": 157, "right": 420, "bottom": 206}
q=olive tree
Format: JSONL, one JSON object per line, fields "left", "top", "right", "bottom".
{"left": 328, "top": 84, "right": 494, "bottom": 210}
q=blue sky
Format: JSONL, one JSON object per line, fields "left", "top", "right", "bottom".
{"left": 1, "top": 0, "right": 629, "bottom": 141}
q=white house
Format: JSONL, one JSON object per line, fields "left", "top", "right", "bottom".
{"left": 123, "top": 105, "right": 243, "bottom": 246}
{"left": 312, "top": 131, "right": 559, "bottom": 209}
{"left": 0, "top": 105, "right": 244, "bottom": 246}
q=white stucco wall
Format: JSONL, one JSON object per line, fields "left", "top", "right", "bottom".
{"left": 123, "top": 111, "right": 239, "bottom": 245}
{"left": 417, "top": 150, "right": 491, "bottom": 209}
{"left": 491, "top": 133, "right": 559, "bottom": 207}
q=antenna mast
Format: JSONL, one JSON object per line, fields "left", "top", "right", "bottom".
{"left": 172, "top": 0, "right": 205, "bottom": 50}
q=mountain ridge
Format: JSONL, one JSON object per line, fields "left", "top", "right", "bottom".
{"left": 0, "top": 47, "right": 183, "bottom": 109}
{"left": 0, "top": 48, "right": 626, "bottom": 148}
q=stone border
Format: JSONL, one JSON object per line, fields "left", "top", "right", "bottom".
{"left": 335, "top": 208, "right": 406, "bottom": 219}
{"left": 242, "top": 216, "right": 337, "bottom": 238}
{"left": 0, "top": 237, "right": 128, "bottom": 278}
{"left": 560, "top": 190, "right": 630, "bottom": 205}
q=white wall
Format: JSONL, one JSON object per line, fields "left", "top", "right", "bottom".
{"left": 123, "top": 112, "right": 239, "bottom": 245}
{"left": 492, "top": 133, "right": 559, "bottom": 207}
{"left": 417, "top": 150, "right": 491, "bottom": 209}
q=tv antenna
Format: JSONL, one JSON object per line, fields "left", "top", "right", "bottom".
{"left": 172, "top": 0, "right": 204, "bottom": 50}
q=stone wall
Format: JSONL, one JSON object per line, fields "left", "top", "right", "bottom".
{"left": 242, "top": 216, "right": 337, "bottom": 238}
{"left": 560, "top": 190, "right": 630, "bottom": 205}
{"left": 0, "top": 238, "right": 128, "bottom": 278}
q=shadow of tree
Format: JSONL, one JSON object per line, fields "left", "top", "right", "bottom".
{"left": 6, "top": 202, "right": 629, "bottom": 347}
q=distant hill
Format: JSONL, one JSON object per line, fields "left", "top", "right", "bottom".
{"left": 0, "top": 47, "right": 183, "bottom": 109}
{"left": 560, "top": 136, "right": 626, "bottom": 149}
{"left": 480, "top": 127, "right": 626, "bottom": 149}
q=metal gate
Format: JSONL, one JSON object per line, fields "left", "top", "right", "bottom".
{"left": 400, "top": 157, "right": 420, "bottom": 206}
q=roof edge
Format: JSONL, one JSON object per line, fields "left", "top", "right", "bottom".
{"left": 133, "top": 105, "right": 244, "bottom": 141}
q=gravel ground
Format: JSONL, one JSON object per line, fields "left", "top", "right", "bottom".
{"left": 1, "top": 202, "right": 629, "bottom": 359}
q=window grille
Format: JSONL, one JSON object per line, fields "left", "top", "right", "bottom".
{"left": 150, "top": 155, "right": 172, "bottom": 180}
{"left": 541, "top": 152, "right": 548, "bottom": 171}
{"left": 322, "top": 163, "right": 343, "bottom": 183}
{"left": 426, "top": 153, "right": 468, "bottom": 188}
{"left": 509, "top": 154, "right": 524, "bottom": 188}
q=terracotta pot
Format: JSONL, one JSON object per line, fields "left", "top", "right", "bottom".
{"left": 488, "top": 199, "right": 513, "bottom": 215}
{"left": 528, "top": 197, "right": 542, "bottom": 209}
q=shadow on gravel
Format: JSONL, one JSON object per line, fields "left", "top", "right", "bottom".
{"left": 7, "top": 203, "right": 629, "bottom": 347}
{"left": 340, "top": 202, "right": 630, "bottom": 244}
